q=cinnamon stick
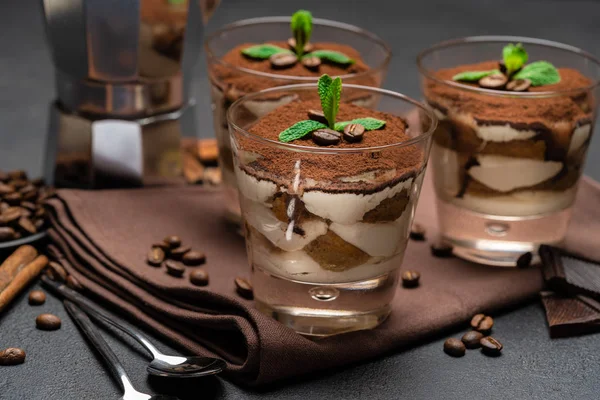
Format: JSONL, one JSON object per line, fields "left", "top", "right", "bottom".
{"left": 182, "top": 151, "right": 205, "bottom": 184}
{"left": 0, "top": 255, "right": 48, "bottom": 313}
{"left": 0, "top": 245, "right": 38, "bottom": 293}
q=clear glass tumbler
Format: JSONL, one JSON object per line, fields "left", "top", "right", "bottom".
{"left": 228, "top": 84, "right": 435, "bottom": 336}
{"left": 205, "top": 17, "right": 391, "bottom": 224}
{"left": 418, "top": 36, "right": 600, "bottom": 266}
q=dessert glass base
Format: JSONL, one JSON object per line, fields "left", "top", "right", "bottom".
{"left": 228, "top": 84, "right": 434, "bottom": 336}
{"left": 253, "top": 266, "right": 397, "bottom": 336}
{"left": 436, "top": 198, "right": 571, "bottom": 266}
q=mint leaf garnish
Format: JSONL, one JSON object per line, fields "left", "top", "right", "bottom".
{"left": 309, "top": 50, "right": 355, "bottom": 65}
{"left": 317, "top": 74, "right": 332, "bottom": 106}
{"left": 503, "top": 43, "right": 528, "bottom": 75}
{"left": 279, "top": 120, "right": 326, "bottom": 143}
{"left": 512, "top": 61, "right": 561, "bottom": 86}
{"left": 241, "top": 44, "right": 291, "bottom": 59}
{"left": 291, "top": 10, "right": 312, "bottom": 58}
{"left": 452, "top": 69, "right": 500, "bottom": 82}
{"left": 335, "top": 118, "right": 386, "bottom": 131}
{"left": 321, "top": 75, "right": 342, "bottom": 129}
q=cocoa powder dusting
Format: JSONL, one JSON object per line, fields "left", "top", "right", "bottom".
{"left": 211, "top": 41, "right": 376, "bottom": 95}
{"left": 424, "top": 61, "right": 594, "bottom": 128}
{"left": 237, "top": 100, "right": 425, "bottom": 193}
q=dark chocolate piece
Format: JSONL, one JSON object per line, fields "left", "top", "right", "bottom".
{"left": 539, "top": 245, "right": 600, "bottom": 300}
{"left": 540, "top": 291, "right": 600, "bottom": 338}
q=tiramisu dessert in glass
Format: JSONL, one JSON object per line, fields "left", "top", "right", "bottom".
{"left": 205, "top": 10, "right": 391, "bottom": 224}
{"left": 418, "top": 36, "right": 600, "bottom": 266}
{"left": 228, "top": 75, "right": 435, "bottom": 336}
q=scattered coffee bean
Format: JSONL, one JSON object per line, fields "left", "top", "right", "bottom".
{"left": 163, "top": 235, "right": 182, "bottom": 249}
{"left": 287, "top": 38, "right": 314, "bottom": 53}
{"left": 28, "top": 290, "right": 46, "bottom": 305}
{"left": 431, "top": 241, "right": 453, "bottom": 258}
{"left": 516, "top": 252, "right": 533, "bottom": 269}
{"left": 165, "top": 260, "right": 185, "bottom": 277}
{"left": 480, "top": 336, "right": 503, "bottom": 356}
{"left": 269, "top": 52, "right": 297, "bottom": 69}
{"left": 182, "top": 251, "right": 206, "bottom": 266}
{"left": 0, "top": 227, "right": 16, "bottom": 241}
{"left": 409, "top": 223, "right": 426, "bottom": 241}
{"left": 401, "top": 270, "right": 421, "bottom": 288}
{"left": 470, "top": 313, "right": 494, "bottom": 333}
{"left": 312, "top": 129, "right": 341, "bottom": 146}
{"left": 307, "top": 109, "right": 328, "bottom": 125}
{"left": 234, "top": 277, "right": 254, "bottom": 300}
{"left": 152, "top": 242, "right": 170, "bottom": 253}
{"left": 461, "top": 330, "right": 484, "bottom": 349}
{"left": 342, "top": 123, "right": 365, "bottom": 143}
{"left": 443, "top": 338, "right": 465, "bottom": 357}
{"left": 170, "top": 245, "right": 191, "bottom": 260}
{"left": 66, "top": 275, "right": 83, "bottom": 291}
{"left": 0, "top": 348, "right": 26, "bottom": 366}
{"left": 36, "top": 314, "right": 61, "bottom": 331}
{"left": 18, "top": 217, "right": 36, "bottom": 235}
{"left": 147, "top": 247, "right": 165, "bottom": 266}
{"left": 47, "top": 261, "right": 68, "bottom": 282}
{"left": 190, "top": 269, "right": 209, "bottom": 286}
{"left": 301, "top": 56, "right": 321, "bottom": 70}
{"left": 479, "top": 73, "right": 508, "bottom": 89}
{"left": 506, "top": 78, "right": 531, "bottom": 92}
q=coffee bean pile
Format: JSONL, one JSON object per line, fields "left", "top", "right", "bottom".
{"left": 443, "top": 313, "right": 503, "bottom": 357}
{"left": 147, "top": 236, "right": 209, "bottom": 286}
{"left": 0, "top": 170, "right": 54, "bottom": 243}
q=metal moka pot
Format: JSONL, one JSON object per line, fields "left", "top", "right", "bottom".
{"left": 41, "top": 0, "right": 218, "bottom": 188}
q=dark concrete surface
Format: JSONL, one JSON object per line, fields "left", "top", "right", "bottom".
{"left": 1, "top": 0, "right": 599, "bottom": 399}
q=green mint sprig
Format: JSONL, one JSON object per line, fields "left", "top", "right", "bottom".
{"left": 278, "top": 74, "right": 386, "bottom": 143}
{"left": 291, "top": 10, "right": 312, "bottom": 58}
{"left": 321, "top": 75, "right": 342, "bottom": 129}
{"left": 452, "top": 43, "right": 560, "bottom": 88}
{"left": 512, "top": 61, "right": 561, "bottom": 86}
{"left": 503, "top": 43, "right": 528, "bottom": 76}
{"left": 307, "top": 50, "right": 354, "bottom": 65}
{"left": 241, "top": 10, "right": 354, "bottom": 69}
{"left": 241, "top": 44, "right": 291, "bottom": 59}
{"left": 452, "top": 69, "right": 500, "bottom": 82}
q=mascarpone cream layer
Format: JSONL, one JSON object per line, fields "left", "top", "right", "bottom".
{"left": 252, "top": 242, "right": 405, "bottom": 284}
{"left": 235, "top": 166, "right": 417, "bottom": 224}
{"left": 241, "top": 188, "right": 413, "bottom": 257}
{"left": 468, "top": 154, "right": 563, "bottom": 193}
{"left": 431, "top": 104, "right": 591, "bottom": 146}
{"left": 244, "top": 200, "right": 328, "bottom": 252}
{"left": 431, "top": 144, "right": 577, "bottom": 216}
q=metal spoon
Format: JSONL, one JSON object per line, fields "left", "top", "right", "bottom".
{"left": 64, "top": 300, "right": 180, "bottom": 400}
{"left": 43, "top": 275, "right": 226, "bottom": 378}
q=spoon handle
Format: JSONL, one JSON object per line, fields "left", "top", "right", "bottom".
{"left": 64, "top": 300, "right": 134, "bottom": 394}
{"left": 42, "top": 275, "right": 162, "bottom": 359}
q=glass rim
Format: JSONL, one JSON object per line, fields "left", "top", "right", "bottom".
{"left": 416, "top": 35, "right": 600, "bottom": 97}
{"left": 227, "top": 83, "right": 437, "bottom": 154}
{"left": 205, "top": 16, "right": 392, "bottom": 82}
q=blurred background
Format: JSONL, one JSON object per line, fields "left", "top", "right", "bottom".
{"left": 1, "top": 0, "right": 599, "bottom": 179}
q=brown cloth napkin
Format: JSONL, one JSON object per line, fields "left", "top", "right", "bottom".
{"left": 44, "top": 174, "right": 600, "bottom": 386}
